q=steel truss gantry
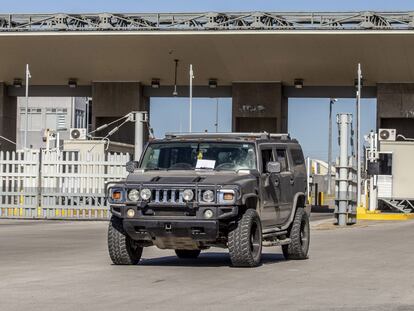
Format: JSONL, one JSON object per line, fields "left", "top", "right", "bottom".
{"left": 1, "top": 11, "right": 414, "bottom": 32}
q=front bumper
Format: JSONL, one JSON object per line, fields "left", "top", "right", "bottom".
{"left": 123, "top": 218, "right": 219, "bottom": 242}
{"left": 112, "top": 204, "right": 238, "bottom": 246}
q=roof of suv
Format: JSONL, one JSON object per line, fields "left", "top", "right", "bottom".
{"left": 151, "top": 132, "right": 299, "bottom": 144}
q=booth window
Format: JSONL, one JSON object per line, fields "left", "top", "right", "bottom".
{"left": 378, "top": 153, "right": 392, "bottom": 175}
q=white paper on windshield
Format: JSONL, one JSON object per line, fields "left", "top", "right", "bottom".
{"left": 196, "top": 159, "right": 216, "bottom": 170}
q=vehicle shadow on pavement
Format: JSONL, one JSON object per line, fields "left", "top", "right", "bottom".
{"left": 138, "top": 252, "right": 286, "bottom": 267}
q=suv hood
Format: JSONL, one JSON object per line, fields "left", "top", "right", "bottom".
{"left": 126, "top": 170, "right": 255, "bottom": 186}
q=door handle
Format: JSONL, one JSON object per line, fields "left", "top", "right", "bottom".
{"left": 274, "top": 178, "right": 280, "bottom": 187}
{"left": 290, "top": 178, "right": 295, "bottom": 185}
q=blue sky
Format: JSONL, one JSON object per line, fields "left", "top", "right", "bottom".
{"left": 2, "top": 1, "right": 409, "bottom": 160}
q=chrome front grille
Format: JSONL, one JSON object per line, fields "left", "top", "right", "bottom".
{"left": 141, "top": 187, "right": 216, "bottom": 204}
{"left": 152, "top": 189, "right": 186, "bottom": 204}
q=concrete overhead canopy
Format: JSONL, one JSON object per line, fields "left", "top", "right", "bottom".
{"left": 1, "top": 12, "right": 414, "bottom": 88}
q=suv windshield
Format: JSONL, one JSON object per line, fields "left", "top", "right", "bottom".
{"left": 140, "top": 142, "right": 257, "bottom": 171}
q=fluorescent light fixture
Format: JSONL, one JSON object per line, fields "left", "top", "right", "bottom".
{"left": 354, "top": 78, "right": 364, "bottom": 88}
{"left": 68, "top": 78, "right": 77, "bottom": 88}
{"left": 13, "top": 78, "right": 22, "bottom": 88}
{"left": 208, "top": 79, "right": 218, "bottom": 88}
{"left": 151, "top": 79, "right": 160, "bottom": 88}
{"left": 294, "top": 79, "right": 304, "bottom": 89}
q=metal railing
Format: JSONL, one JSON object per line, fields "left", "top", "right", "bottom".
{"left": 0, "top": 149, "right": 130, "bottom": 219}
{"left": 1, "top": 12, "right": 414, "bottom": 32}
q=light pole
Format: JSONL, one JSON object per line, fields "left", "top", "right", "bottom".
{"left": 189, "top": 64, "right": 194, "bottom": 132}
{"left": 356, "top": 63, "right": 362, "bottom": 208}
{"left": 327, "top": 98, "right": 337, "bottom": 196}
{"left": 24, "top": 64, "right": 31, "bottom": 149}
{"left": 215, "top": 98, "right": 219, "bottom": 132}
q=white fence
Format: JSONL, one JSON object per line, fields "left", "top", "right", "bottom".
{"left": 0, "top": 150, "right": 130, "bottom": 219}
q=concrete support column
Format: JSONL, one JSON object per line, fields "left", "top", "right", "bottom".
{"left": 92, "top": 82, "right": 149, "bottom": 145}
{"left": 232, "top": 82, "right": 286, "bottom": 133}
{"left": 0, "top": 83, "right": 17, "bottom": 151}
{"left": 377, "top": 83, "right": 414, "bottom": 137}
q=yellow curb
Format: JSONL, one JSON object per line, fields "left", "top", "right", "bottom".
{"left": 357, "top": 207, "right": 414, "bottom": 220}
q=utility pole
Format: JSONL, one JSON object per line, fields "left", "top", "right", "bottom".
{"left": 327, "top": 98, "right": 337, "bottom": 196}
{"left": 24, "top": 64, "right": 31, "bottom": 149}
{"left": 356, "top": 63, "right": 362, "bottom": 208}
{"left": 189, "top": 64, "right": 194, "bottom": 132}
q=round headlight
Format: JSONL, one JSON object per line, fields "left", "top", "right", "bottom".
{"left": 140, "top": 188, "right": 152, "bottom": 201}
{"left": 202, "top": 190, "right": 214, "bottom": 202}
{"left": 128, "top": 189, "right": 140, "bottom": 201}
{"left": 182, "top": 189, "right": 194, "bottom": 201}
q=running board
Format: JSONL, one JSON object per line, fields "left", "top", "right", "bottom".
{"left": 262, "top": 230, "right": 287, "bottom": 239}
{"left": 262, "top": 238, "right": 291, "bottom": 247}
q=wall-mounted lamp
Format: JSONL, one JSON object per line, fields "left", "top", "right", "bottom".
{"left": 208, "top": 79, "right": 218, "bottom": 88}
{"left": 294, "top": 79, "right": 304, "bottom": 89}
{"left": 13, "top": 78, "right": 23, "bottom": 88}
{"left": 151, "top": 79, "right": 160, "bottom": 89}
{"left": 68, "top": 78, "right": 78, "bottom": 88}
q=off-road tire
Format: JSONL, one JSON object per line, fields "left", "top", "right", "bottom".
{"left": 175, "top": 249, "right": 201, "bottom": 259}
{"left": 282, "top": 208, "right": 310, "bottom": 260}
{"left": 108, "top": 216, "right": 143, "bottom": 265}
{"left": 228, "top": 209, "right": 262, "bottom": 267}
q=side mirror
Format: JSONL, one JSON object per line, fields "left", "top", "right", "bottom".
{"left": 126, "top": 161, "right": 139, "bottom": 173}
{"left": 267, "top": 161, "right": 281, "bottom": 173}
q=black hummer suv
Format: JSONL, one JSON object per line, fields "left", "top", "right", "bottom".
{"left": 106, "top": 132, "right": 310, "bottom": 267}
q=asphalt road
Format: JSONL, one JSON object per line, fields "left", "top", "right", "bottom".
{"left": 0, "top": 217, "right": 413, "bottom": 311}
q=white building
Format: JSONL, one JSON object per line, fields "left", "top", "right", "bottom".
{"left": 16, "top": 97, "right": 88, "bottom": 150}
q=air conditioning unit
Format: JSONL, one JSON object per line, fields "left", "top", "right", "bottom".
{"left": 379, "top": 128, "right": 396, "bottom": 141}
{"left": 70, "top": 128, "right": 87, "bottom": 140}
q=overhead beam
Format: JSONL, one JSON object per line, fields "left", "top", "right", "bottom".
{"left": 6, "top": 85, "right": 377, "bottom": 98}
{"left": 143, "top": 86, "right": 232, "bottom": 98}
{"left": 7, "top": 85, "right": 91, "bottom": 97}
{"left": 1, "top": 12, "right": 414, "bottom": 31}
{"left": 283, "top": 86, "right": 377, "bottom": 98}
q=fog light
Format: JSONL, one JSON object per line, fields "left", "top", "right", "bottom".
{"left": 204, "top": 209, "right": 213, "bottom": 219}
{"left": 127, "top": 209, "right": 135, "bottom": 218}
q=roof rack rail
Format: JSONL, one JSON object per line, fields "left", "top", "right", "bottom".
{"left": 164, "top": 132, "right": 291, "bottom": 140}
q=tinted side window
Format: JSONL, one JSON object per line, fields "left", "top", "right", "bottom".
{"left": 261, "top": 148, "right": 274, "bottom": 173}
{"left": 276, "top": 149, "right": 288, "bottom": 172}
{"left": 291, "top": 148, "right": 305, "bottom": 166}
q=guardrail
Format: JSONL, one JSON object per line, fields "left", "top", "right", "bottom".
{"left": 0, "top": 149, "right": 130, "bottom": 219}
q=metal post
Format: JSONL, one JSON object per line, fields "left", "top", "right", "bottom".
{"left": 24, "top": 64, "right": 31, "bottom": 149}
{"left": 215, "top": 98, "right": 219, "bottom": 132}
{"left": 189, "top": 64, "right": 194, "bottom": 132}
{"left": 327, "top": 98, "right": 337, "bottom": 196}
{"left": 356, "top": 63, "right": 362, "bottom": 208}
{"left": 133, "top": 111, "right": 146, "bottom": 161}
{"left": 337, "top": 114, "right": 351, "bottom": 226}
{"left": 367, "top": 131, "right": 378, "bottom": 212}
